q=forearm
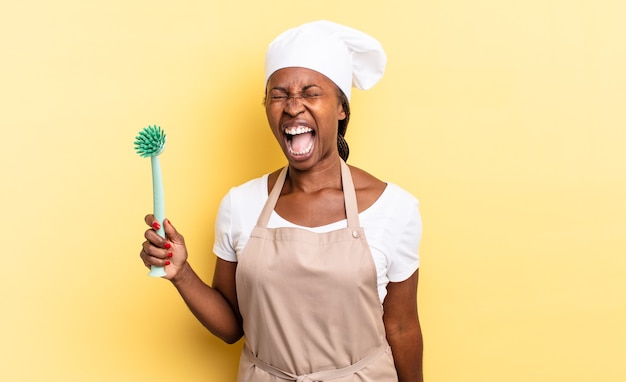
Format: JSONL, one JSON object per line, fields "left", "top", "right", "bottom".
{"left": 387, "top": 321, "right": 423, "bottom": 382}
{"left": 171, "top": 262, "right": 243, "bottom": 343}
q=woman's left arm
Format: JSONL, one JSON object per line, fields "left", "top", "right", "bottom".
{"left": 383, "top": 269, "right": 423, "bottom": 382}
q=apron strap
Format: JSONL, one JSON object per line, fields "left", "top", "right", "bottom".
{"left": 243, "top": 343, "right": 388, "bottom": 382}
{"left": 339, "top": 160, "right": 360, "bottom": 228}
{"left": 256, "top": 160, "right": 360, "bottom": 228}
{"left": 256, "top": 165, "right": 288, "bottom": 227}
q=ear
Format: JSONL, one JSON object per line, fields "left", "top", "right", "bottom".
{"left": 338, "top": 101, "right": 347, "bottom": 121}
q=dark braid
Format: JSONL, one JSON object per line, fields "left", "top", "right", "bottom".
{"left": 337, "top": 92, "right": 351, "bottom": 161}
{"left": 338, "top": 134, "right": 349, "bottom": 162}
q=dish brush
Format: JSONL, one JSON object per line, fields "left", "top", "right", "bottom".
{"left": 134, "top": 125, "right": 167, "bottom": 277}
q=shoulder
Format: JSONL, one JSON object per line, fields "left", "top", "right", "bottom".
{"left": 357, "top": 168, "right": 421, "bottom": 230}
{"left": 365, "top": 183, "right": 420, "bottom": 223}
{"left": 348, "top": 164, "right": 419, "bottom": 205}
{"left": 227, "top": 174, "right": 268, "bottom": 199}
{"left": 382, "top": 182, "right": 420, "bottom": 204}
{"left": 217, "top": 174, "right": 270, "bottom": 220}
{"left": 347, "top": 165, "right": 385, "bottom": 189}
{"left": 347, "top": 165, "right": 419, "bottom": 214}
{"left": 347, "top": 165, "right": 387, "bottom": 213}
{"left": 214, "top": 173, "right": 271, "bottom": 259}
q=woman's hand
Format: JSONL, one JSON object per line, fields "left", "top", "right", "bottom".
{"left": 140, "top": 214, "right": 188, "bottom": 280}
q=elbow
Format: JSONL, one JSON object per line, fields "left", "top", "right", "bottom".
{"left": 221, "top": 332, "right": 244, "bottom": 345}
{"left": 213, "top": 326, "right": 244, "bottom": 345}
{"left": 384, "top": 316, "right": 422, "bottom": 343}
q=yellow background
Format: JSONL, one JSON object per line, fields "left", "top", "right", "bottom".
{"left": 1, "top": 1, "right": 625, "bottom": 381}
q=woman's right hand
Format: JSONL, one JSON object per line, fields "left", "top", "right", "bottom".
{"left": 140, "top": 214, "right": 189, "bottom": 280}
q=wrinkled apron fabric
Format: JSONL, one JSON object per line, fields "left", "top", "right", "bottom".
{"left": 235, "top": 161, "right": 398, "bottom": 381}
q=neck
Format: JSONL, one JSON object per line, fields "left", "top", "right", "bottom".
{"left": 286, "top": 157, "right": 343, "bottom": 193}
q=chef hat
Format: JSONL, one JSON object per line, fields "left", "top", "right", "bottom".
{"left": 264, "top": 20, "right": 386, "bottom": 101}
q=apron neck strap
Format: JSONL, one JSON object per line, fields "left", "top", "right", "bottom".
{"left": 340, "top": 160, "right": 360, "bottom": 228}
{"left": 257, "top": 159, "right": 360, "bottom": 228}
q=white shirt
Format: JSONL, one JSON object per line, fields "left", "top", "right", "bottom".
{"left": 213, "top": 174, "right": 422, "bottom": 303}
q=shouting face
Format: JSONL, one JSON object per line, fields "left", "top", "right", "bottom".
{"left": 265, "top": 67, "right": 347, "bottom": 170}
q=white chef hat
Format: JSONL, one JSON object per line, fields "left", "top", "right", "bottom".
{"left": 264, "top": 20, "right": 387, "bottom": 101}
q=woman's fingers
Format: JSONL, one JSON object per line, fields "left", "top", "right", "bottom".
{"left": 163, "top": 219, "right": 184, "bottom": 244}
{"left": 141, "top": 215, "right": 172, "bottom": 264}
{"left": 139, "top": 248, "right": 155, "bottom": 269}
{"left": 145, "top": 213, "right": 166, "bottom": 232}
{"left": 140, "top": 215, "right": 186, "bottom": 277}
{"left": 144, "top": 214, "right": 156, "bottom": 228}
{"left": 141, "top": 239, "right": 167, "bottom": 259}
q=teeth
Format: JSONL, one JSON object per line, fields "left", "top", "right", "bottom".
{"left": 284, "top": 126, "right": 313, "bottom": 135}
{"left": 288, "top": 140, "right": 314, "bottom": 156}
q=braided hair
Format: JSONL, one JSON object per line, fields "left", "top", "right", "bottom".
{"left": 337, "top": 91, "right": 351, "bottom": 162}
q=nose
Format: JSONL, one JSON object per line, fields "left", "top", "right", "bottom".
{"left": 284, "top": 95, "right": 305, "bottom": 116}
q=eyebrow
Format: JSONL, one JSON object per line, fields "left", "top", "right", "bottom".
{"left": 269, "top": 84, "right": 322, "bottom": 92}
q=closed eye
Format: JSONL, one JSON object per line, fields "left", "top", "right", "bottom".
{"left": 270, "top": 94, "right": 289, "bottom": 101}
{"left": 267, "top": 86, "right": 325, "bottom": 103}
{"left": 301, "top": 91, "right": 321, "bottom": 99}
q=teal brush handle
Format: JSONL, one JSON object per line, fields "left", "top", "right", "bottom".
{"left": 149, "top": 155, "right": 167, "bottom": 278}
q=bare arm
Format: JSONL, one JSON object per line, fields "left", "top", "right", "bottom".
{"left": 140, "top": 216, "right": 243, "bottom": 343}
{"left": 171, "top": 258, "right": 243, "bottom": 343}
{"left": 383, "top": 269, "right": 423, "bottom": 382}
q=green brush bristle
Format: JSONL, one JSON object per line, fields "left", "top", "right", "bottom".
{"left": 134, "top": 125, "right": 166, "bottom": 157}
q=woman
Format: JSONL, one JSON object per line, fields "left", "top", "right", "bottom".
{"left": 140, "top": 20, "right": 423, "bottom": 381}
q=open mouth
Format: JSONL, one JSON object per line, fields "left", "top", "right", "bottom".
{"left": 284, "top": 126, "right": 314, "bottom": 156}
